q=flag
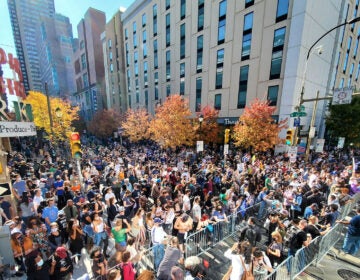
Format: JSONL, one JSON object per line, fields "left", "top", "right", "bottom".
{"left": 242, "top": 153, "right": 250, "bottom": 162}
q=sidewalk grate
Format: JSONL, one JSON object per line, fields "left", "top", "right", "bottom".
{"left": 337, "top": 269, "right": 360, "bottom": 280}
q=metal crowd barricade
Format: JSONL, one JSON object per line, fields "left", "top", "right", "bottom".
{"left": 265, "top": 256, "right": 293, "bottom": 280}
{"left": 184, "top": 202, "right": 261, "bottom": 259}
{"left": 291, "top": 236, "right": 321, "bottom": 278}
{"left": 137, "top": 245, "right": 156, "bottom": 272}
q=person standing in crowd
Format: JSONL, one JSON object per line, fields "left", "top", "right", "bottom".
{"left": 266, "top": 231, "right": 283, "bottom": 266}
{"left": 25, "top": 250, "right": 50, "bottom": 280}
{"left": 191, "top": 196, "right": 202, "bottom": 231}
{"left": 151, "top": 217, "right": 167, "bottom": 271}
{"left": 157, "top": 237, "right": 183, "bottom": 280}
{"left": 112, "top": 218, "right": 131, "bottom": 252}
{"left": 90, "top": 246, "right": 108, "bottom": 280}
{"left": 63, "top": 199, "right": 78, "bottom": 222}
{"left": 224, "top": 241, "right": 252, "bottom": 280}
{"left": 50, "top": 246, "right": 73, "bottom": 280}
{"left": 68, "top": 219, "right": 84, "bottom": 265}
{"left": 54, "top": 175, "right": 66, "bottom": 210}
{"left": 19, "top": 192, "right": 35, "bottom": 225}
{"left": 42, "top": 198, "right": 59, "bottom": 232}
{"left": 12, "top": 174, "right": 27, "bottom": 201}
{"left": 48, "top": 222, "right": 66, "bottom": 252}
{"left": 92, "top": 212, "right": 109, "bottom": 258}
{"left": 337, "top": 205, "right": 360, "bottom": 255}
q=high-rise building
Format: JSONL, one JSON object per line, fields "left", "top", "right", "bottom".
{"left": 37, "top": 14, "right": 76, "bottom": 97}
{"left": 72, "top": 8, "right": 106, "bottom": 122}
{"left": 7, "top": 0, "right": 55, "bottom": 93}
{"left": 102, "top": 8, "right": 127, "bottom": 113}
{"left": 115, "top": 0, "right": 359, "bottom": 141}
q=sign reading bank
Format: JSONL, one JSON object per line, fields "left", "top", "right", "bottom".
{"left": 0, "top": 47, "right": 36, "bottom": 137}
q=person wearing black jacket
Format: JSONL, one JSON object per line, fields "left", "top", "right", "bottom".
{"left": 107, "top": 197, "right": 119, "bottom": 227}
{"left": 26, "top": 251, "right": 50, "bottom": 280}
{"left": 49, "top": 246, "right": 73, "bottom": 280}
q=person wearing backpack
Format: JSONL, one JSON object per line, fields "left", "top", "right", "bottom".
{"left": 239, "top": 217, "right": 262, "bottom": 247}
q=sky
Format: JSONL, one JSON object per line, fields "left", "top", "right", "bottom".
{"left": 0, "top": 0, "right": 134, "bottom": 73}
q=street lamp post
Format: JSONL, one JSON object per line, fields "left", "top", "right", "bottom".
{"left": 297, "top": 16, "right": 360, "bottom": 161}
{"left": 198, "top": 114, "right": 204, "bottom": 156}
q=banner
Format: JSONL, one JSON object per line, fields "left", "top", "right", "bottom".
{"left": 0, "top": 121, "right": 36, "bottom": 137}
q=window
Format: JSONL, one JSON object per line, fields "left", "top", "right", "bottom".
{"left": 83, "top": 73, "right": 89, "bottom": 87}
{"left": 81, "top": 53, "right": 86, "bottom": 69}
{"left": 218, "top": 1, "right": 227, "bottom": 44}
{"left": 166, "top": 0, "right": 170, "bottom": 10}
{"left": 180, "top": 23, "right": 186, "bottom": 59}
{"left": 347, "top": 36, "right": 352, "bottom": 51}
{"left": 180, "top": 62, "right": 185, "bottom": 77}
{"left": 276, "top": 0, "right": 289, "bottom": 22}
{"left": 143, "top": 30, "right": 147, "bottom": 42}
{"left": 144, "top": 61, "right": 148, "bottom": 85}
{"left": 125, "top": 29, "right": 128, "bottom": 40}
{"left": 128, "top": 95, "right": 132, "bottom": 109}
{"left": 351, "top": 2, "right": 358, "bottom": 31}
{"left": 133, "top": 22, "right": 137, "bottom": 33}
{"left": 343, "top": 52, "right": 349, "bottom": 73}
{"left": 110, "top": 63, "right": 113, "bottom": 72}
{"left": 154, "top": 72, "right": 159, "bottom": 84}
{"left": 134, "top": 51, "right": 138, "bottom": 63}
{"left": 181, "top": 0, "right": 186, "bottom": 19}
{"left": 197, "top": 35, "right": 203, "bottom": 72}
{"left": 214, "top": 94, "right": 221, "bottom": 110}
{"left": 355, "top": 62, "right": 360, "bottom": 81}
{"left": 134, "top": 62, "right": 139, "bottom": 77}
{"left": 198, "top": 0, "right": 204, "bottom": 31}
{"left": 245, "top": 0, "right": 254, "bottom": 8}
{"left": 153, "top": 4, "right": 158, "bottom": 36}
{"left": 353, "top": 29, "right": 360, "bottom": 58}
{"left": 270, "top": 27, "right": 286, "bottom": 79}
{"left": 341, "top": 4, "right": 350, "bottom": 46}
{"left": 166, "top": 50, "right": 171, "bottom": 80}
{"left": 238, "top": 65, "right": 249, "bottom": 109}
{"left": 196, "top": 78, "right": 202, "bottom": 112}
{"left": 143, "top": 44, "right": 148, "bottom": 58}
{"left": 80, "top": 40, "right": 85, "bottom": 49}
{"left": 136, "top": 90, "right": 140, "bottom": 103}
{"left": 154, "top": 40, "right": 158, "bottom": 68}
{"left": 145, "top": 90, "right": 149, "bottom": 107}
{"left": 135, "top": 79, "right": 139, "bottom": 90}
{"left": 109, "top": 52, "right": 113, "bottom": 61}
{"left": 133, "top": 33, "right": 138, "bottom": 48}
{"left": 108, "top": 39, "right": 112, "bottom": 48}
{"left": 155, "top": 85, "right": 159, "bottom": 100}
{"left": 127, "top": 69, "right": 131, "bottom": 91}
{"left": 242, "top": 12, "right": 253, "bottom": 60}
{"left": 142, "top": 13, "right": 146, "bottom": 26}
{"left": 216, "top": 49, "right": 224, "bottom": 89}
{"left": 166, "top": 84, "right": 171, "bottom": 96}
{"left": 153, "top": 4, "right": 157, "bottom": 18}
{"left": 339, "top": 78, "right": 344, "bottom": 88}
{"left": 166, "top": 13, "right": 171, "bottom": 46}
{"left": 180, "top": 78, "right": 185, "bottom": 95}
{"left": 267, "top": 85, "right": 279, "bottom": 106}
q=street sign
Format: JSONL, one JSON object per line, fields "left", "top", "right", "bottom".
{"left": 196, "top": 141, "right": 204, "bottom": 152}
{"left": 299, "top": 105, "right": 305, "bottom": 112}
{"left": 288, "top": 146, "right": 297, "bottom": 162}
{"left": 309, "top": 126, "right": 316, "bottom": 138}
{"left": 337, "top": 137, "right": 345, "bottom": 149}
{"left": 294, "top": 117, "right": 300, "bottom": 127}
{"left": 332, "top": 88, "right": 353, "bottom": 105}
{"left": 0, "top": 183, "right": 11, "bottom": 196}
{"left": 224, "top": 144, "right": 229, "bottom": 155}
{"left": 315, "top": 139, "right": 325, "bottom": 153}
{"left": 290, "top": 111, "right": 307, "bottom": 117}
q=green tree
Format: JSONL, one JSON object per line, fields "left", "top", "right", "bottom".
{"left": 326, "top": 96, "right": 360, "bottom": 146}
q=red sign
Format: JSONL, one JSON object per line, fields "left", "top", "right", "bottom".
{"left": 0, "top": 48, "right": 26, "bottom": 99}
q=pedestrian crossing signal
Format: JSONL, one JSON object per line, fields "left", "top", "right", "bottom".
{"left": 70, "top": 132, "right": 82, "bottom": 159}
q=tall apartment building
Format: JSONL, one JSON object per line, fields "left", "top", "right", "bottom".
{"left": 7, "top": 0, "right": 55, "bottom": 92}
{"left": 115, "top": 0, "right": 360, "bottom": 141}
{"left": 72, "top": 8, "right": 106, "bottom": 122}
{"left": 102, "top": 9, "right": 127, "bottom": 113}
{"left": 37, "top": 14, "right": 76, "bottom": 97}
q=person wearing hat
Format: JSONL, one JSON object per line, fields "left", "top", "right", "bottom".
{"left": 54, "top": 175, "right": 66, "bottom": 209}
{"left": 151, "top": 217, "right": 167, "bottom": 271}
{"left": 50, "top": 246, "right": 73, "bottom": 280}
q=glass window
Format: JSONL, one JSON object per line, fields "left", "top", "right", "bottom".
{"left": 350, "top": 63, "right": 354, "bottom": 76}
{"left": 81, "top": 53, "right": 86, "bottom": 69}
{"left": 154, "top": 53, "right": 158, "bottom": 68}
{"left": 134, "top": 62, "right": 139, "bottom": 76}
{"left": 267, "top": 85, "right": 279, "bottom": 106}
{"left": 343, "top": 52, "right": 349, "bottom": 73}
{"left": 134, "top": 51, "right": 138, "bottom": 63}
{"left": 181, "top": 0, "right": 186, "bottom": 19}
{"left": 347, "top": 36, "right": 352, "bottom": 51}
{"left": 153, "top": 4, "right": 157, "bottom": 18}
{"left": 145, "top": 90, "right": 149, "bottom": 107}
{"left": 218, "top": 18, "right": 226, "bottom": 44}
{"left": 180, "top": 23, "right": 186, "bottom": 38}
{"left": 276, "top": 0, "right": 289, "bottom": 22}
{"left": 155, "top": 85, "right": 159, "bottom": 100}
{"left": 143, "top": 30, "right": 147, "bottom": 42}
{"left": 197, "top": 35, "right": 203, "bottom": 71}
{"left": 154, "top": 39, "right": 158, "bottom": 52}
{"left": 216, "top": 68, "right": 223, "bottom": 89}
{"left": 166, "top": 84, "right": 171, "bottom": 96}
{"left": 214, "top": 94, "right": 221, "bottom": 110}
{"left": 166, "top": 0, "right": 170, "bottom": 10}
{"left": 242, "top": 33, "right": 252, "bottom": 60}
{"left": 219, "top": 0, "right": 227, "bottom": 18}
{"left": 153, "top": 18, "right": 158, "bottom": 35}
{"left": 244, "top": 12, "right": 253, "bottom": 32}
{"left": 110, "top": 63, "right": 113, "bottom": 72}
{"left": 125, "top": 29, "right": 128, "bottom": 39}
{"left": 354, "top": 37, "right": 359, "bottom": 57}
{"left": 133, "top": 21, "right": 137, "bottom": 33}
{"left": 339, "top": 78, "right": 344, "bottom": 88}
{"left": 197, "top": 35, "right": 203, "bottom": 50}
{"left": 133, "top": 33, "right": 137, "bottom": 48}
{"left": 166, "top": 13, "right": 170, "bottom": 27}
{"left": 166, "top": 50, "right": 171, "bottom": 62}
{"left": 355, "top": 62, "right": 360, "bottom": 80}
{"left": 154, "top": 72, "right": 159, "bottom": 83}
{"left": 238, "top": 65, "right": 249, "bottom": 109}
{"left": 108, "top": 39, "right": 112, "bottom": 48}
{"left": 245, "top": 0, "right": 254, "bottom": 8}
{"left": 180, "top": 24, "right": 186, "bottom": 59}
{"left": 166, "top": 50, "right": 171, "bottom": 80}
{"left": 83, "top": 73, "right": 88, "bottom": 87}
{"left": 196, "top": 78, "right": 202, "bottom": 112}
{"left": 136, "top": 90, "right": 140, "bottom": 103}
{"left": 142, "top": 13, "right": 146, "bottom": 26}
{"left": 270, "top": 50, "right": 283, "bottom": 79}
{"left": 128, "top": 95, "right": 132, "bottom": 108}
{"left": 180, "top": 79, "right": 185, "bottom": 95}
{"left": 180, "top": 63, "right": 185, "bottom": 77}
{"left": 273, "top": 27, "right": 286, "bottom": 49}
{"left": 198, "top": 3, "right": 204, "bottom": 31}
{"left": 143, "top": 44, "right": 147, "bottom": 58}
{"left": 144, "top": 61, "right": 148, "bottom": 72}
{"left": 217, "top": 49, "right": 224, "bottom": 65}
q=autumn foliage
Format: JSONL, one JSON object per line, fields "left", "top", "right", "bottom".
{"left": 149, "top": 95, "right": 195, "bottom": 149}
{"left": 122, "top": 108, "right": 151, "bottom": 142}
{"left": 196, "top": 106, "right": 221, "bottom": 143}
{"left": 87, "top": 109, "right": 122, "bottom": 139}
{"left": 25, "top": 91, "right": 79, "bottom": 141}
{"left": 232, "top": 99, "right": 287, "bottom": 152}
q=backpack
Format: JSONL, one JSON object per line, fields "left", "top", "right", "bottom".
{"left": 119, "top": 262, "right": 136, "bottom": 280}
{"left": 244, "top": 227, "right": 257, "bottom": 246}
{"left": 283, "top": 225, "right": 301, "bottom": 249}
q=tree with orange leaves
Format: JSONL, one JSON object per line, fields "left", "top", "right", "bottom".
{"left": 122, "top": 108, "right": 151, "bottom": 142}
{"left": 232, "top": 99, "right": 287, "bottom": 152}
{"left": 149, "top": 94, "right": 195, "bottom": 149}
{"left": 196, "top": 105, "right": 221, "bottom": 143}
{"left": 87, "top": 109, "right": 122, "bottom": 139}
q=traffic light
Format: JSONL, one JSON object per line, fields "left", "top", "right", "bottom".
{"left": 224, "top": 129, "right": 230, "bottom": 144}
{"left": 285, "top": 129, "right": 295, "bottom": 145}
{"left": 70, "top": 132, "right": 82, "bottom": 159}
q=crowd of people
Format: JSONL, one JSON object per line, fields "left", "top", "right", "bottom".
{"left": 0, "top": 137, "right": 359, "bottom": 280}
